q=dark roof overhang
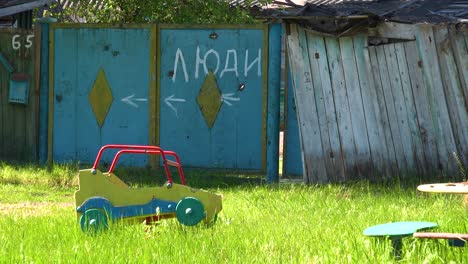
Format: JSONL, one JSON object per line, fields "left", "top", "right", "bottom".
{"left": 0, "top": 0, "right": 52, "bottom": 17}
{"left": 258, "top": 0, "right": 468, "bottom": 35}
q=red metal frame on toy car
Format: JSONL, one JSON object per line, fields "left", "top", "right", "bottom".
{"left": 91, "top": 144, "right": 186, "bottom": 185}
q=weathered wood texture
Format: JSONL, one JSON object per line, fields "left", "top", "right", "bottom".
{"left": 287, "top": 23, "right": 468, "bottom": 183}
{"left": 0, "top": 28, "right": 37, "bottom": 161}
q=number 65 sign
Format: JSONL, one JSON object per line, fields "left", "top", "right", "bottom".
{"left": 12, "top": 34, "right": 34, "bottom": 50}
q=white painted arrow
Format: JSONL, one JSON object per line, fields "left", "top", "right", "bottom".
{"left": 121, "top": 94, "right": 148, "bottom": 108}
{"left": 221, "top": 93, "right": 240, "bottom": 106}
{"left": 164, "top": 94, "right": 186, "bottom": 116}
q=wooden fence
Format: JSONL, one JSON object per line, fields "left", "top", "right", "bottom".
{"left": 287, "top": 23, "right": 468, "bottom": 183}
{"left": 0, "top": 28, "right": 38, "bottom": 161}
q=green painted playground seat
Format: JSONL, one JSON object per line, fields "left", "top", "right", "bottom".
{"left": 364, "top": 221, "right": 438, "bottom": 258}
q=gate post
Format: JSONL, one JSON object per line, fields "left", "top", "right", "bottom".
{"left": 37, "top": 14, "right": 56, "bottom": 164}
{"left": 266, "top": 23, "right": 282, "bottom": 183}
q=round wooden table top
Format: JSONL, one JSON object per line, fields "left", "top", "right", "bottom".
{"left": 417, "top": 182, "right": 468, "bottom": 194}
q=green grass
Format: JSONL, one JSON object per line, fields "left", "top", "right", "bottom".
{"left": 1, "top": 162, "right": 467, "bottom": 263}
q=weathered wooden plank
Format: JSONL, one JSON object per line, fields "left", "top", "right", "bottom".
{"left": 324, "top": 37, "right": 357, "bottom": 180}
{"left": 309, "top": 34, "right": 346, "bottom": 182}
{"left": 0, "top": 29, "right": 37, "bottom": 161}
{"left": 374, "top": 45, "right": 408, "bottom": 174}
{"left": 5, "top": 92, "right": 16, "bottom": 159}
{"left": 30, "top": 25, "right": 41, "bottom": 161}
{"left": 295, "top": 27, "right": 328, "bottom": 183}
{"left": 448, "top": 26, "right": 468, "bottom": 122}
{"left": 434, "top": 27, "right": 468, "bottom": 169}
{"left": 368, "top": 22, "right": 417, "bottom": 40}
{"left": 287, "top": 24, "right": 328, "bottom": 183}
{"left": 416, "top": 25, "right": 458, "bottom": 175}
{"left": 287, "top": 25, "right": 307, "bottom": 181}
{"left": 465, "top": 27, "right": 468, "bottom": 56}
{"left": 354, "top": 35, "right": 389, "bottom": 179}
{"left": 339, "top": 36, "right": 372, "bottom": 178}
{"left": 403, "top": 41, "right": 439, "bottom": 175}
{"left": 394, "top": 42, "right": 427, "bottom": 175}
{"left": 459, "top": 28, "right": 468, "bottom": 166}
{"left": 0, "top": 56, "right": 5, "bottom": 157}
{"left": 304, "top": 32, "right": 335, "bottom": 182}
{"left": 446, "top": 26, "right": 468, "bottom": 111}
{"left": 367, "top": 47, "right": 399, "bottom": 177}
{"left": 18, "top": 28, "right": 37, "bottom": 161}
{"left": 384, "top": 43, "right": 416, "bottom": 176}
{"left": 13, "top": 46, "right": 26, "bottom": 160}
{"left": 0, "top": 32, "right": 7, "bottom": 157}
{"left": 14, "top": 99, "right": 27, "bottom": 160}
{"left": 0, "top": 31, "right": 16, "bottom": 159}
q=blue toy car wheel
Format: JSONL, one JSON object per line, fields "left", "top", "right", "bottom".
{"left": 176, "top": 197, "right": 205, "bottom": 226}
{"left": 80, "top": 208, "right": 109, "bottom": 233}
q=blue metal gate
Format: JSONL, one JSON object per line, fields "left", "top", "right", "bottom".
{"left": 158, "top": 25, "right": 268, "bottom": 170}
{"left": 45, "top": 24, "right": 281, "bottom": 178}
{"left": 49, "top": 25, "right": 154, "bottom": 165}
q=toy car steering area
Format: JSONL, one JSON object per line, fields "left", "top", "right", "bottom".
{"left": 74, "top": 144, "right": 222, "bottom": 233}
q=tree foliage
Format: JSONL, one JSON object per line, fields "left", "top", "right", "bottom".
{"left": 51, "top": 0, "right": 272, "bottom": 24}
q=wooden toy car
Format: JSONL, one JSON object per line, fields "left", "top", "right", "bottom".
{"left": 74, "top": 145, "right": 222, "bottom": 232}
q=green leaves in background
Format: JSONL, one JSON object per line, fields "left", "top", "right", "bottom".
{"left": 50, "top": 0, "right": 273, "bottom": 24}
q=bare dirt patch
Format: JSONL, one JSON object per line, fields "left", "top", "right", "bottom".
{"left": 0, "top": 202, "right": 74, "bottom": 217}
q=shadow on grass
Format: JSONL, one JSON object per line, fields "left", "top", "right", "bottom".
{"left": 1, "top": 160, "right": 263, "bottom": 189}
{"left": 6, "top": 160, "right": 461, "bottom": 192}
{"left": 110, "top": 166, "right": 264, "bottom": 189}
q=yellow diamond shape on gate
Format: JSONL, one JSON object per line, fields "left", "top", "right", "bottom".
{"left": 197, "top": 71, "right": 222, "bottom": 128}
{"left": 88, "top": 68, "right": 113, "bottom": 128}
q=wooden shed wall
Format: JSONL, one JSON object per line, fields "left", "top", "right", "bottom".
{"left": 287, "top": 23, "right": 468, "bottom": 183}
{"left": 0, "top": 28, "right": 38, "bottom": 161}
